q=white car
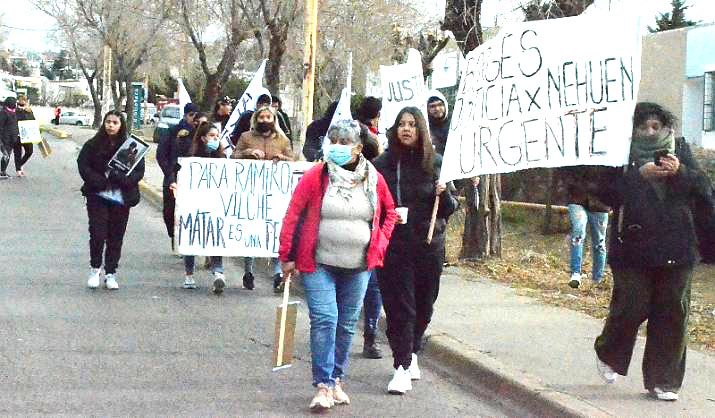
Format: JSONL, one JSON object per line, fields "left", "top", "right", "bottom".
{"left": 59, "top": 111, "right": 92, "bottom": 126}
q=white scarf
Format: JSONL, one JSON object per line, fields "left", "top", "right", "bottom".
{"left": 325, "top": 154, "right": 378, "bottom": 213}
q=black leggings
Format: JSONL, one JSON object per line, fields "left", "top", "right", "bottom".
{"left": 86, "top": 197, "right": 131, "bottom": 274}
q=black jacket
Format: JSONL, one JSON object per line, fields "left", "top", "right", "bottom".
{"left": 0, "top": 107, "right": 19, "bottom": 147}
{"left": 16, "top": 107, "right": 35, "bottom": 122}
{"left": 77, "top": 135, "right": 145, "bottom": 207}
{"left": 558, "top": 165, "right": 616, "bottom": 212}
{"left": 373, "top": 150, "right": 457, "bottom": 248}
{"left": 429, "top": 117, "right": 450, "bottom": 156}
{"left": 157, "top": 119, "right": 194, "bottom": 186}
{"left": 598, "top": 139, "right": 712, "bottom": 268}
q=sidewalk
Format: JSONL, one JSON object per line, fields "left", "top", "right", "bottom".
{"left": 58, "top": 127, "right": 715, "bottom": 417}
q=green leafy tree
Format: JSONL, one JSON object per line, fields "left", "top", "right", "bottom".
{"left": 40, "top": 62, "right": 55, "bottom": 80}
{"left": 11, "top": 59, "right": 31, "bottom": 77}
{"left": 648, "top": 0, "right": 698, "bottom": 32}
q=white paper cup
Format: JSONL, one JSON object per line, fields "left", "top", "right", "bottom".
{"left": 395, "top": 207, "right": 408, "bottom": 224}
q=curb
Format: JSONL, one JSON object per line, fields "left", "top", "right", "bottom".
{"left": 136, "top": 182, "right": 603, "bottom": 416}
{"left": 40, "top": 125, "right": 71, "bottom": 139}
{"left": 423, "top": 335, "right": 611, "bottom": 417}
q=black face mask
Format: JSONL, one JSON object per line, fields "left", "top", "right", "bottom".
{"left": 256, "top": 122, "right": 272, "bottom": 133}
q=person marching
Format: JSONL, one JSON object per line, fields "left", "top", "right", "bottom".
{"left": 232, "top": 105, "right": 294, "bottom": 292}
{"left": 559, "top": 165, "right": 614, "bottom": 288}
{"left": 593, "top": 102, "right": 713, "bottom": 401}
{"left": 171, "top": 121, "right": 228, "bottom": 292}
{"left": 157, "top": 103, "right": 200, "bottom": 250}
{"left": 279, "top": 120, "right": 397, "bottom": 411}
{"left": 0, "top": 97, "right": 20, "bottom": 179}
{"left": 77, "top": 110, "right": 145, "bottom": 290}
{"left": 14, "top": 95, "right": 35, "bottom": 177}
{"left": 373, "top": 106, "right": 457, "bottom": 395}
{"left": 426, "top": 91, "right": 450, "bottom": 156}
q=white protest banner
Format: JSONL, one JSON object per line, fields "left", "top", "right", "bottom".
{"left": 174, "top": 158, "right": 315, "bottom": 257}
{"left": 379, "top": 48, "right": 429, "bottom": 133}
{"left": 219, "top": 60, "right": 269, "bottom": 152}
{"left": 440, "top": 15, "right": 642, "bottom": 184}
{"left": 18, "top": 120, "right": 42, "bottom": 144}
{"left": 177, "top": 78, "right": 192, "bottom": 118}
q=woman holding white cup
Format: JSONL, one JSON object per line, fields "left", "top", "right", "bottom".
{"left": 372, "top": 106, "right": 457, "bottom": 395}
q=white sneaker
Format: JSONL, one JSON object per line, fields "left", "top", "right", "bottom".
{"left": 387, "top": 366, "right": 412, "bottom": 394}
{"left": 652, "top": 387, "right": 678, "bottom": 401}
{"left": 212, "top": 272, "right": 225, "bottom": 294}
{"left": 408, "top": 353, "right": 421, "bottom": 380}
{"left": 183, "top": 274, "right": 196, "bottom": 289}
{"left": 568, "top": 273, "right": 582, "bottom": 289}
{"left": 87, "top": 268, "right": 101, "bottom": 288}
{"left": 105, "top": 273, "right": 119, "bottom": 290}
{"left": 596, "top": 357, "right": 618, "bottom": 384}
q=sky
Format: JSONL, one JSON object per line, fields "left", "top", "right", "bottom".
{"left": 3, "top": 0, "right": 715, "bottom": 52}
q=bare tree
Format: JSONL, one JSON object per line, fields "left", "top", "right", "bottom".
{"left": 32, "top": 0, "right": 105, "bottom": 127}
{"left": 442, "top": 0, "right": 503, "bottom": 260}
{"left": 178, "top": 0, "right": 254, "bottom": 109}
{"left": 74, "top": 0, "right": 172, "bottom": 132}
{"left": 257, "top": 0, "right": 301, "bottom": 94}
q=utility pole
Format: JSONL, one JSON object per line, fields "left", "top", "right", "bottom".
{"left": 102, "top": 45, "right": 112, "bottom": 116}
{"left": 299, "top": 0, "right": 318, "bottom": 152}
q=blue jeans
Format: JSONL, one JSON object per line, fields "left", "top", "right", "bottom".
{"left": 568, "top": 204, "right": 608, "bottom": 282}
{"left": 243, "top": 257, "right": 281, "bottom": 275}
{"left": 303, "top": 264, "right": 370, "bottom": 387}
{"left": 363, "top": 271, "right": 383, "bottom": 336}
{"left": 184, "top": 256, "right": 223, "bottom": 274}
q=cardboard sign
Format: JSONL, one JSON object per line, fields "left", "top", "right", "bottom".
{"left": 379, "top": 49, "right": 429, "bottom": 133}
{"left": 18, "top": 120, "right": 42, "bottom": 144}
{"left": 174, "top": 158, "right": 315, "bottom": 257}
{"left": 439, "top": 15, "right": 642, "bottom": 184}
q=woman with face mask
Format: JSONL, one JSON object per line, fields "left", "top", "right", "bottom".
{"left": 177, "top": 121, "right": 227, "bottom": 292}
{"left": 593, "top": 102, "right": 713, "bottom": 401}
{"left": 372, "top": 106, "right": 457, "bottom": 395}
{"left": 232, "top": 106, "right": 294, "bottom": 292}
{"left": 77, "top": 110, "right": 145, "bottom": 290}
{"left": 279, "top": 120, "right": 397, "bottom": 411}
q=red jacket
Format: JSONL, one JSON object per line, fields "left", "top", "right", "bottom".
{"left": 279, "top": 163, "right": 397, "bottom": 273}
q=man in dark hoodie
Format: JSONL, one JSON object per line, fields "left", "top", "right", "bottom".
{"left": 426, "top": 90, "right": 450, "bottom": 156}
{"left": 303, "top": 101, "right": 338, "bottom": 161}
{"left": 0, "top": 96, "right": 20, "bottom": 179}
{"left": 156, "top": 102, "right": 200, "bottom": 248}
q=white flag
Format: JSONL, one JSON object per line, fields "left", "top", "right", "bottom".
{"left": 220, "top": 60, "right": 269, "bottom": 155}
{"left": 177, "top": 78, "right": 192, "bottom": 118}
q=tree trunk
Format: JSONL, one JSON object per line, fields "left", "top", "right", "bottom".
{"left": 203, "top": 73, "right": 220, "bottom": 111}
{"left": 542, "top": 168, "right": 556, "bottom": 234}
{"left": 461, "top": 174, "right": 502, "bottom": 259}
{"left": 265, "top": 31, "right": 287, "bottom": 94}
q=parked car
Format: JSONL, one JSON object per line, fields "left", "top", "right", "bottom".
{"left": 59, "top": 111, "right": 92, "bottom": 126}
{"left": 152, "top": 104, "right": 181, "bottom": 142}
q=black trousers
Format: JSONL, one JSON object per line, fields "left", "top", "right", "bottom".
{"left": 0, "top": 143, "right": 31, "bottom": 172}
{"left": 377, "top": 239, "right": 444, "bottom": 369}
{"left": 86, "top": 197, "right": 131, "bottom": 274}
{"left": 595, "top": 266, "right": 692, "bottom": 392}
{"left": 162, "top": 186, "right": 175, "bottom": 238}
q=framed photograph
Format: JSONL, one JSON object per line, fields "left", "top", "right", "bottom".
{"left": 107, "top": 134, "right": 149, "bottom": 175}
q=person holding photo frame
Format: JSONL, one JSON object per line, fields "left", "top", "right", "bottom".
{"left": 77, "top": 110, "right": 145, "bottom": 290}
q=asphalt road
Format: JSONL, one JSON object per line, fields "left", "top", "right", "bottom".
{"left": 0, "top": 132, "right": 508, "bottom": 416}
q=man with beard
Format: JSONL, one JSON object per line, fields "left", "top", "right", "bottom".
{"left": 426, "top": 90, "right": 450, "bottom": 156}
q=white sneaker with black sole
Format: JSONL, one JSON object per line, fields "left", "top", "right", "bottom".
{"left": 105, "top": 273, "right": 119, "bottom": 290}
{"left": 387, "top": 366, "right": 412, "bottom": 394}
{"left": 651, "top": 387, "right": 678, "bottom": 401}
{"left": 183, "top": 274, "right": 196, "bottom": 289}
{"left": 568, "top": 273, "right": 583, "bottom": 289}
{"left": 212, "top": 272, "right": 225, "bottom": 294}
{"left": 87, "top": 268, "right": 101, "bottom": 289}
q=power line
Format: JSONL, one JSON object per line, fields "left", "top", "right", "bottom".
{"left": 0, "top": 24, "right": 58, "bottom": 32}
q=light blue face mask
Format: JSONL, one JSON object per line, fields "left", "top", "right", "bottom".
{"left": 206, "top": 139, "right": 219, "bottom": 151}
{"left": 325, "top": 143, "right": 354, "bottom": 166}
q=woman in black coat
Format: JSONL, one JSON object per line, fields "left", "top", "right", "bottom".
{"left": 77, "top": 110, "right": 145, "bottom": 290}
{"left": 593, "top": 102, "right": 713, "bottom": 401}
{"left": 372, "top": 106, "right": 457, "bottom": 395}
